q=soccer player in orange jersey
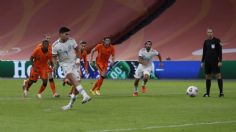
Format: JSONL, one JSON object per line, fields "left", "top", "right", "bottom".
{"left": 22, "top": 40, "right": 53, "bottom": 98}
{"left": 35, "top": 34, "right": 60, "bottom": 98}
{"left": 90, "top": 37, "right": 115, "bottom": 96}
{"left": 80, "top": 41, "right": 89, "bottom": 74}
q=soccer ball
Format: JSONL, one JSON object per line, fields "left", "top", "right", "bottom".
{"left": 186, "top": 86, "right": 199, "bottom": 97}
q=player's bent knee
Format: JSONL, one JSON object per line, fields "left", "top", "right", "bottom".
{"left": 49, "top": 78, "right": 54, "bottom": 82}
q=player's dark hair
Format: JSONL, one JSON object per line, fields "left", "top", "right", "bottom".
{"left": 42, "top": 40, "right": 49, "bottom": 45}
{"left": 103, "top": 36, "right": 111, "bottom": 40}
{"left": 59, "top": 27, "right": 70, "bottom": 34}
{"left": 145, "top": 40, "right": 152, "bottom": 45}
{"left": 207, "top": 27, "right": 214, "bottom": 31}
{"left": 80, "top": 41, "right": 87, "bottom": 44}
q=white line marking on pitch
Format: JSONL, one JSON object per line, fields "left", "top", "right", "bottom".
{"left": 94, "top": 120, "right": 236, "bottom": 132}
{"left": 0, "top": 97, "right": 33, "bottom": 100}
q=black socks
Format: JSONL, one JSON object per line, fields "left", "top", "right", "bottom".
{"left": 217, "top": 79, "right": 223, "bottom": 93}
{"left": 206, "top": 79, "right": 211, "bottom": 95}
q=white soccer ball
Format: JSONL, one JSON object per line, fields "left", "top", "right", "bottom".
{"left": 186, "top": 86, "right": 199, "bottom": 97}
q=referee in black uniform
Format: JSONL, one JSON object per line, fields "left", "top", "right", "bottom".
{"left": 201, "top": 28, "right": 224, "bottom": 97}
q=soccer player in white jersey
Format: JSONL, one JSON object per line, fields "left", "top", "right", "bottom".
{"left": 52, "top": 27, "right": 91, "bottom": 110}
{"left": 133, "top": 41, "right": 163, "bottom": 96}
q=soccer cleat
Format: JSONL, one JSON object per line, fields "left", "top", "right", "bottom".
{"left": 95, "top": 90, "right": 101, "bottom": 96}
{"left": 203, "top": 93, "right": 210, "bottom": 97}
{"left": 219, "top": 93, "right": 224, "bottom": 97}
{"left": 53, "top": 93, "right": 60, "bottom": 98}
{"left": 62, "top": 105, "right": 72, "bottom": 111}
{"left": 141, "top": 86, "right": 146, "bottom": 93}
{"left": 133, "top": 92, "right": 138, "bottom": 97}
{"left": 90, "top": 89, "right": 96, "bottom": 96}
{"left": 37, "top": 94, "right": 42, "bottom": 99}
{"left": 81, "top": 96, "right": 91, "bottom": 104}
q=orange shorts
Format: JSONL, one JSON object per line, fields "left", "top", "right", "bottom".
{"left": 96, "top": 62, "right": 108, "bottom": 74}
{"left": 29, "top": 67, "right": 48, "bottom": 81}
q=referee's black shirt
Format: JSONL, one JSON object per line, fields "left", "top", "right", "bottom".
{"left": 201, "top": 37, "right": 222, "bottom": 63}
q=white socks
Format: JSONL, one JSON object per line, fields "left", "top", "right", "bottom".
{"left": 66, "top": 85, "right": 89, "bottom": 107}
{"left": 76, "top": 84, "right": 88, "bottom": 97}
{"left": 68, "top": 94, "right": 77, "bottom": 106}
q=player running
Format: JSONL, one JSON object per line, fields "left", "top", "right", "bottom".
{"left": 35, "top": 34, "right": 60, "bottom": 98}
{"left": 22, "top": 40, "right": 53, "bottom": 98}
{"left": 90, "top": 37, "right": 115, "bottom": 96}
{"left": 52, "top": 27, "right": 91, "bottom": 110}
{"left": 133, "top": 40, "right": 163, "bottom": 96}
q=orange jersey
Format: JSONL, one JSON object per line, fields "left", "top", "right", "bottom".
{"left": 80, "top": 49, "right": 88, "bottom": 71}
{"left": 31, "top": 46, "right": 52, "bottom": 69}
{"left": 94, "top": 44, "right": 115, "bottom": 65}
{"left": 80, "top": 49, "right": 87, "bottom": 61}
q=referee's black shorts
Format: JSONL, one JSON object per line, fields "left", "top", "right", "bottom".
{"left": 204, "top": 62, "right": 221, "bottom": 74}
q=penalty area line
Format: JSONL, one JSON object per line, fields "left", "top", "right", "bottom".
{"left": 94, "top": 120, "right": 236, "bottom": 132}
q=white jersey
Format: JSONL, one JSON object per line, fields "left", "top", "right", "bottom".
{"left": 138, "top": 48, "right": 159, "bottom": 66}
{"left": 52, "top": 38, "right": 77, "bottom": 65}
{"left": 134, "top": 48, "right": 159, "bottom": 78}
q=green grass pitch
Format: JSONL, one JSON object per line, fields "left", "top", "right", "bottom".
{"left": 0, "top": 79, "right": 235, "bottom": 132}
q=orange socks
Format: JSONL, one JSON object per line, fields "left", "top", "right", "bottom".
{"left": 92, "top": 78, "right": 104, "bottom": 91}
{"left": 97, "top": 78, "right": 104, "bottom": 90}
{"left": 92, "top": 80, "right": 99, "bottom": 91}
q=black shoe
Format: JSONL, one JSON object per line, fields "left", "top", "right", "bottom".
{"left": 219, "top": 93, "right": 224, "bottom": 97}
{"left": 203, "top": 93, "right": 210, "bottom": 97}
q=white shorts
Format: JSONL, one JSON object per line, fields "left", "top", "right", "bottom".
{"left": 61, "top": 63, "right": 81, "bottom": 80}
{"left": 134, "top": 64, "right": 152, "bottom": 79}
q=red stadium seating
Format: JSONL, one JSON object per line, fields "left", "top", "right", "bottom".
{"left": 0, "top": 0, "right": 235, "bottom": 60}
